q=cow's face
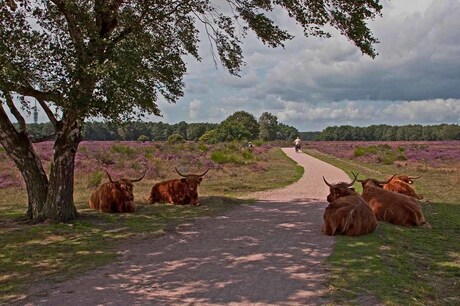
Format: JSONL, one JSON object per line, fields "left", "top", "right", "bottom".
{"left": 326, "top": 183, "right": 356, "bottom": 203}
{"left": 116, "top": 179, "right": 135, "bottom": 202}
{"left": 181, "top": 176, "right": 202, "bottom": 194}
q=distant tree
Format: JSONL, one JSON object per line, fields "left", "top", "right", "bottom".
{"left": 187, "top": 123, "right": 217, "bottom": 141}
{"left": 0, "top": 0, "right": 383, "bottom": 222}
{"left": 258, "top": 112, "right": 278, "bottom": 141}
{"left": 218, "top": 111, "right": 259, "bottom": 141}
{"left": 277, "top": 123, "right": 299, "bottom": 141}
{"left": 174, "top": 121, "right": 188, "bottom": 139}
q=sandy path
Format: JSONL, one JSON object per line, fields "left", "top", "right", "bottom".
{"left": 22, "top": 148, "right": 350, "bottom": 306}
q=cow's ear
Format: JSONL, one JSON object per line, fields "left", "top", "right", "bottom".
{"left": 198, "top": 177, "right": 203, "bottom": 182}
{"left": 181, "top": 178, "right": 187, "bottom": 183}
{"left": 350, "top": 187, "right": 355, "bottom": 191}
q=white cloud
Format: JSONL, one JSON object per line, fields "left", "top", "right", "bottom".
{"left": 189, "top": 99, "right": 203, "bottom": 119}
{"left": 381, "top": 99, "right": 460, "bottom": 122}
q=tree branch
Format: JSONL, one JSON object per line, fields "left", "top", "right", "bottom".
{"left": 1, "top": 90, "right": 26, "bottom": 133}
{"left": 36, "top": 98, "right": 58, "bottom": 129}
{"left": 49, "top": 0, "right": 86, "bottom": 61}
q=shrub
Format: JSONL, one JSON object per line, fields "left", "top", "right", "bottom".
{"left": 168, "top": 133, "right": 185, "bottom": 144}
{"left": 137, "top": 135, "right": 150, "bottom": 142}
{"left": 198, "top": 143, "right": 209, "bottom": 153}
{"left": 211, "top": 148, "right": 254, "bottom": 164}
{"left": 110, "top": 144, "right": 135, "bottom": 155}
{"left": 354, "top": 145, "right": 377, "bottom": 157}
{"left": 199, "top": 129, "right": 219, "bottom": 144}
{"left": 87, "top": 170, "right": 103, "bottom": 188}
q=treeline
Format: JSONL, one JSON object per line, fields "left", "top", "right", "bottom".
{"left": 25, "top": 111, "right": 299, "bottom": 142}
{"left": 315, "top": 124, "right": 460, "bottom": 141}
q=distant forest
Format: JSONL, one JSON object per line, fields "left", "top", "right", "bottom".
{"left": 23, "top": 111, "right": 300, "bottom": 143}
{"left": 23, "top": 118, "right": 459, "bottom": 143}
{"left": 312, "top": 124, "right": 460, "bottom": 141}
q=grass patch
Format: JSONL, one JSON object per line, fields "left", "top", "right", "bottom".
{"left": 305, "top": 148, "right": 460, "bottom": 305}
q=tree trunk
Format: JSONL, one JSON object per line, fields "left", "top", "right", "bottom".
{"left": 39, "top": 117, "right": 82, "bottom": 222}
{"left": 0, "top": 107, "right": 49, "bottom": 221}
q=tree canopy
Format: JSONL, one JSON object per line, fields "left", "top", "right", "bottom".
{"left": 0, "top": 0, "right": 383, "bottom": 222}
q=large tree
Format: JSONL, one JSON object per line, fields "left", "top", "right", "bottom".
{"left": 0, "top": 0, "right": 382, "bottom": 222}
{"left": 258, "top": 112, "right": 278, "bottom": 141}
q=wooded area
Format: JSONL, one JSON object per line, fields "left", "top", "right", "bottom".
{"left": 314, "top": 124, "right": 460, "bottom": 141}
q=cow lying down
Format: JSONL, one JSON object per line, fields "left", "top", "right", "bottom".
{"left": 89, "top": 170, "right": 146, "bottom": 213}
{"left": 356, "top": 173, "right": 428, "bottom": 227}
{"left": 383, "top": 173, "right": 424, "bottom": 200}
{"left": 322, "top": 173, "right": 377, "bottom": 236}
{"left": 148, "top": 168, "right": 209, "bottom": 206}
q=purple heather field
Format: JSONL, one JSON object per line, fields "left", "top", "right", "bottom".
{"left": 1, "top": 141, "right": 458, "bottom": 189}
{"left": 0, "top": 141, "right": 272, "bottom": 189}
{"left": 305, "top": 141, "right": 460, "bottom": 167}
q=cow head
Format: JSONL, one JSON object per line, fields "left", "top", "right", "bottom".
{"left": 175, "top": 167, "right": 209, "bottom": 205}
{"left": 389, "top": 173, "right": 424, "bottom": 184}
{"left": 358, "top": 174, "right": 396, "bottom": 189}
{"left": 105, "top": 169, "right": 146, "bottom": 203}
{"left": 323, "top": 172, "right": 359, "bottom": 203}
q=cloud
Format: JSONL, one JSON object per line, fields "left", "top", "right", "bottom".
{"left": 273, "top": 98, "right": 460, "bottom": 130}
{"left": 381, "top": 99, "right": 460, "bottom": 122}
{"left": 189, "top": 99, "right": 202, "bottom": 119}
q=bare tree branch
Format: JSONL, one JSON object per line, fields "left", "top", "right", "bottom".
{"left": 1, "top": 90, "right": 26, "bottom": 133}
{"left": 36, "top": 98, "right": 58, "bottom": 129}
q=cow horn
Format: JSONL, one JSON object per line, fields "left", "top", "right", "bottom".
{"left": 198, "top": 168, "right": 210, "bottom": 177}
{"left": 353, "top": 171, "right": 365, "bottom": 183}
{"left": 175, "top": 167, "right": 187, "bottom": 177}
{"left": 322, "top": 176, "right": 333, "bottom": 187}
{"left": 408, "top": 173, "right": 424, "bottom": 180}
{"left": 105, "top": 170, "right": 116, "bottom": 183}
{"left": 347, "top": 172, "right": 359, "bottom": 187}
{"left": 131, "top": 168, "right": 147, "bottom": 183}
{"left": 378, "top": 174, "right": 396, "bottom": 185}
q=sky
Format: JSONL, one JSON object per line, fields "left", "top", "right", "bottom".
{"left": 15, "top": 0, "right": 460, "bottom": 132}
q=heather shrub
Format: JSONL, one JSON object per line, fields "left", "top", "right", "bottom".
{"left": 198, "top": 143, "right": 209, "bottom": 153}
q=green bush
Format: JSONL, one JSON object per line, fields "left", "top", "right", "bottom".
{"left": 211, "top": 148, "right": 254, "bottom": 164}
{"left": 137, "top": 135, "right": 150, "bottom": 142}
{"left": 87, "top": 170, "right": 103, "bottom": 188}
{"left": 110, "top": 144, "right": 135, "bottom": 155}
{"left": 199, "top": 129, "right": 219, "bottom": 144}
{"left": 354, "top": 145, "right": 377, "bottom": 157}
{"left": 167, "top": 133, "right": 185, "bottom": 143}
{"left": 198, "top": 143, "right": 209, "bottom": 153}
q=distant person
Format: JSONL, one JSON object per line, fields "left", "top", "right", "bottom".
{"left": 294, "top": 137, "right": 301, "bottom": 152}
{"left": 248, "top": 142, "right": 253, "bottom": 148}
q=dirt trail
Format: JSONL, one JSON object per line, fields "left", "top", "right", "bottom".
{"left": 22, "top": 148, "right": 350, "bottom": 306}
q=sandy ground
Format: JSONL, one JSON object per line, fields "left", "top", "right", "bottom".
{"left": 20, "top": 148, "right": 352, "bottom": 306}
